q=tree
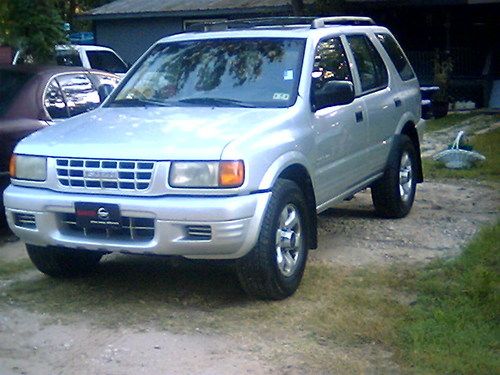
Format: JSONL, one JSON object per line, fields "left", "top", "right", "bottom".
{"left": 291, "top": 0, "right": 305, "bottom": 16}
{"left": 1, "top": 0, "right": 67, "bottom": 63}
{"left": 56, "top": 0, "right": 113, "bottom": 28}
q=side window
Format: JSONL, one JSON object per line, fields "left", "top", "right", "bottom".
{"left": 347, "top": 35, "right": 388, "bottom": 93}
{"left": 93, "top": 73, "right": 121, "bottom": 89}
{"left": 312, "top": 37, "right": 352, "bottom": 108}
{"left": 86, "top": 51, "right": 127, "bottom": 74}
{"left": 313, "top": 37, "right": 352, "bottom": 84}
{"left": 56, "top": 73, "right": 100, "bottom": 117}
{"left": 44, "top": 79, "right": 69, "bottom": 119}
{"left": 376, "top": 33, "right": 415, "bottom": 81}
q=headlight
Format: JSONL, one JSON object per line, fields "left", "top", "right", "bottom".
{"left": 10, "top": 154, "right": 47, "bottom": 181}
{"left": 169, "top": 161, "right": 244, "bottom": 188}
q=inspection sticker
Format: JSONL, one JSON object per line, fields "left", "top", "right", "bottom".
{"left": 283, "top": 70, "right": 294, "bottom": 80}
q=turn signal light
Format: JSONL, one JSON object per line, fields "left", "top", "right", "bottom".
{"left": 219, "top": 161, "right": 244, "bottom": 187}
{"left": 9, "top": 154, "right": 16, "bottom": 177}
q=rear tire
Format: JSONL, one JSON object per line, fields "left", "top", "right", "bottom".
{"left": 371, "top": 135, "right": 417, "bottom": 218}
{"left": 236, "top": 179, "right": 309, "bottom": 300}
{"left": 26, "top": 244, "right": 103, "bottom": 278}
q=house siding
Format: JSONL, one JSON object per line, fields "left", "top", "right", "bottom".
{"left": 94, "top": 18, "right": 183, "bottom": 63}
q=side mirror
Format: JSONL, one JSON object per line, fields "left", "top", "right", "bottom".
{"left": 312, "top": 80, "right": 355, "bottom": 111}
{"left": 98, "top": 84, "right": 114, "bottom": 102}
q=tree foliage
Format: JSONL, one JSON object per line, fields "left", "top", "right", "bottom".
{"left": 56, "top": 0, "right": 113, "bottom": 27}
{"left": 1, "top": 0, "right": 67, "bottom": 63}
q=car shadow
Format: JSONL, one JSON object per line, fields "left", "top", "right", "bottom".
{"left": 319, "top": 206, "right": 378, "bottom": 219}
{"left": 3, "top": 253, "right": 254, "bottom": 329}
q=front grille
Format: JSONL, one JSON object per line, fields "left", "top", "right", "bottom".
{"left": 55, "top": 158, "right": 155, "bottom": 191}
{"left": 14, "top": 213, "right": 36, "bottom": 229}
{"left": 59, "top": 213, "right": 155, "bottom": 241}
{"left": 185, "top": 225, "right": 212, "bottom": 240}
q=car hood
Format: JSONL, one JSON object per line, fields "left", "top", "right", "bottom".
{"left": 15, "top": 106, "right": 290, "bottom": 160}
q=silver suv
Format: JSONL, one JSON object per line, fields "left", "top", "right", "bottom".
{"left": 4, "top": 17, "right": 424, "bottom": 300}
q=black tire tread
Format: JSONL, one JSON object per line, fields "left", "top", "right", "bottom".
{"left": 27, "top": 244, "right": 103, "bottom": 278}
{"left": 236, "top": 179, "right": 309, "bottom": 300}
{"left": 371, "top": 135, "right": 417, "bottom": 218}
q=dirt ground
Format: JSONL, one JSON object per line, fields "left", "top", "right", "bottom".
{"left": 0, "top": 179, "right": 498, "bottom": 375}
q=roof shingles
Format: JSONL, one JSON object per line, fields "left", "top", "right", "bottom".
{"left": 86, "top": 0, "right": 302, "bottom": 16}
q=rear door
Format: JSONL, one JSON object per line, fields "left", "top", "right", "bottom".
{"left": 345, "top": 33, "right": 397, "bottom": 175}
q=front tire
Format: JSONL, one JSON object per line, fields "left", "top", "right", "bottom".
{"left": 236, "top": 179, "right": 309, "bottom": 300}
{"left": 371, "top": 135, "right": 417, "bottom": 218}
{"left": 26, "top": 244, "right": 103, "bottom": 278}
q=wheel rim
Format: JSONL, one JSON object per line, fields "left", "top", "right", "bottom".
{"left": 399, "top": 151, "right": 413, "bottom": 202}
{"left": 275, "top": 203, "right": 303, "bottom": 277}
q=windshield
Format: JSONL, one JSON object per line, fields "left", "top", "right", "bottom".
{"left": 87, "top": 50, "right": 128, "bottom": 74}
{"left": 109, "top": 38, "right": 305, "bottom": 108}
{"left": 0, "top": 70, "right": 33, "bottom": 117}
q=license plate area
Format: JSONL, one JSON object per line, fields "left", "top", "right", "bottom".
{"left": 75, "top": 202, "right": 122, "bottom": 229}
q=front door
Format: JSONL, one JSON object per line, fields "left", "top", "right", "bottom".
{"left": 311, "top": 36, "right": 369, "bottom": 206}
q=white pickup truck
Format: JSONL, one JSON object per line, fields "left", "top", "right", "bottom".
{"left": 14, "top": 45, "right": 128, "bottom": 76}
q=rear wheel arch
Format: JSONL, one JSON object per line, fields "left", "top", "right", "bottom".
{"left": 400, "top": 121, "right": 423, "bottom": 183}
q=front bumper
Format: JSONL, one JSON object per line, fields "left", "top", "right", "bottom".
{"left": 3, "top": 185, "right": 271, "bottom": 259}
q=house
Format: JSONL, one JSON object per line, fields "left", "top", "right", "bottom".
{"left": 80, "top": 0, "right": 315, "bottom": 64}
{"left": 81, "top": 0, "right": 499, "bottom": 107}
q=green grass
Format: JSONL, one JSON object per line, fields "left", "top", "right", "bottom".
{"left": 423, "top": 127, "right": 500, "bottom": 182}
{"left": 398, "top": 223, "right": 500, "bottom": 374}
{"left": 425, "top": 112, "right": 480, "bottom": 133}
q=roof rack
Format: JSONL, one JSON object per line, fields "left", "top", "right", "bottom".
{"left": 187, "top": 17, "right": 315, "bottom": 32}
{"left": 187, "top": 16, "right": 376, "bottom": 32}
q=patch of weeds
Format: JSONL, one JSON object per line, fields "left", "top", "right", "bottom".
{"left": 423, "top": 127, "right": 500, "bottom": 182}
{"left": 398, "top": 222, "right": 500, "bottom": 374}
{"left": 0, "top": 258, "right": 34, "bottom": 277}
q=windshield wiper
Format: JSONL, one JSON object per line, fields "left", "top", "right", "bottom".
{"left": 108, "top": 98, "right": 168, "bottom": 107}
{"left": 177, "top": 97, "right": 256, "bottom": 108}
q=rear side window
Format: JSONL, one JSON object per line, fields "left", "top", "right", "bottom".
{"left": 347, "top": 35, "right": 388, "bottom": 94}
{"left": 86, "top": 51, "right": 127, "bottom": 74}
{"left": 44, "top": 78, "right": 68, "bottom": 119}
{"left": 55, "top": 73, "right": 100, "bottom": 117}
{"left": 376, "top": 33, "right": 415, "bottom": 81}
{"left": 56, "top": 50, "right": 83, "bottom": 67}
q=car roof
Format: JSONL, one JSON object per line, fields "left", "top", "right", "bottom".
{"left": 159, "top": 24, "right": 389, "bottom": 44}
{"left": 155, "top": 17, "right": 387, "bottom": 43}
{"left": 0, "top": 64, "right": 117, "bottom": 77}
{"left": 56, "top": 45, "right": 115, "bottom": 52}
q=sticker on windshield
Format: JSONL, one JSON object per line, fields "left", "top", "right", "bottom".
{"left": 273, "top": 93, "right": 290, "bottom": 101}
{"left": 283, "top": 70, "right": 294, "bottom": 80}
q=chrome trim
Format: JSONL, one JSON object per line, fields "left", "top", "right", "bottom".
{"left": 55, "top": 158, "right": 155, "bottom": 192}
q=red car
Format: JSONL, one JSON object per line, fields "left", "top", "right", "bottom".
{"left": 0, "top": 65, "right": 120, "bottom": 223}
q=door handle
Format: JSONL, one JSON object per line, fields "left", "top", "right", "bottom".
{"left": 394, "top": 98, "right": 402, "bottom": 107}
{"left": 355, "top": 111, "right": 363, "bottom": 123}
